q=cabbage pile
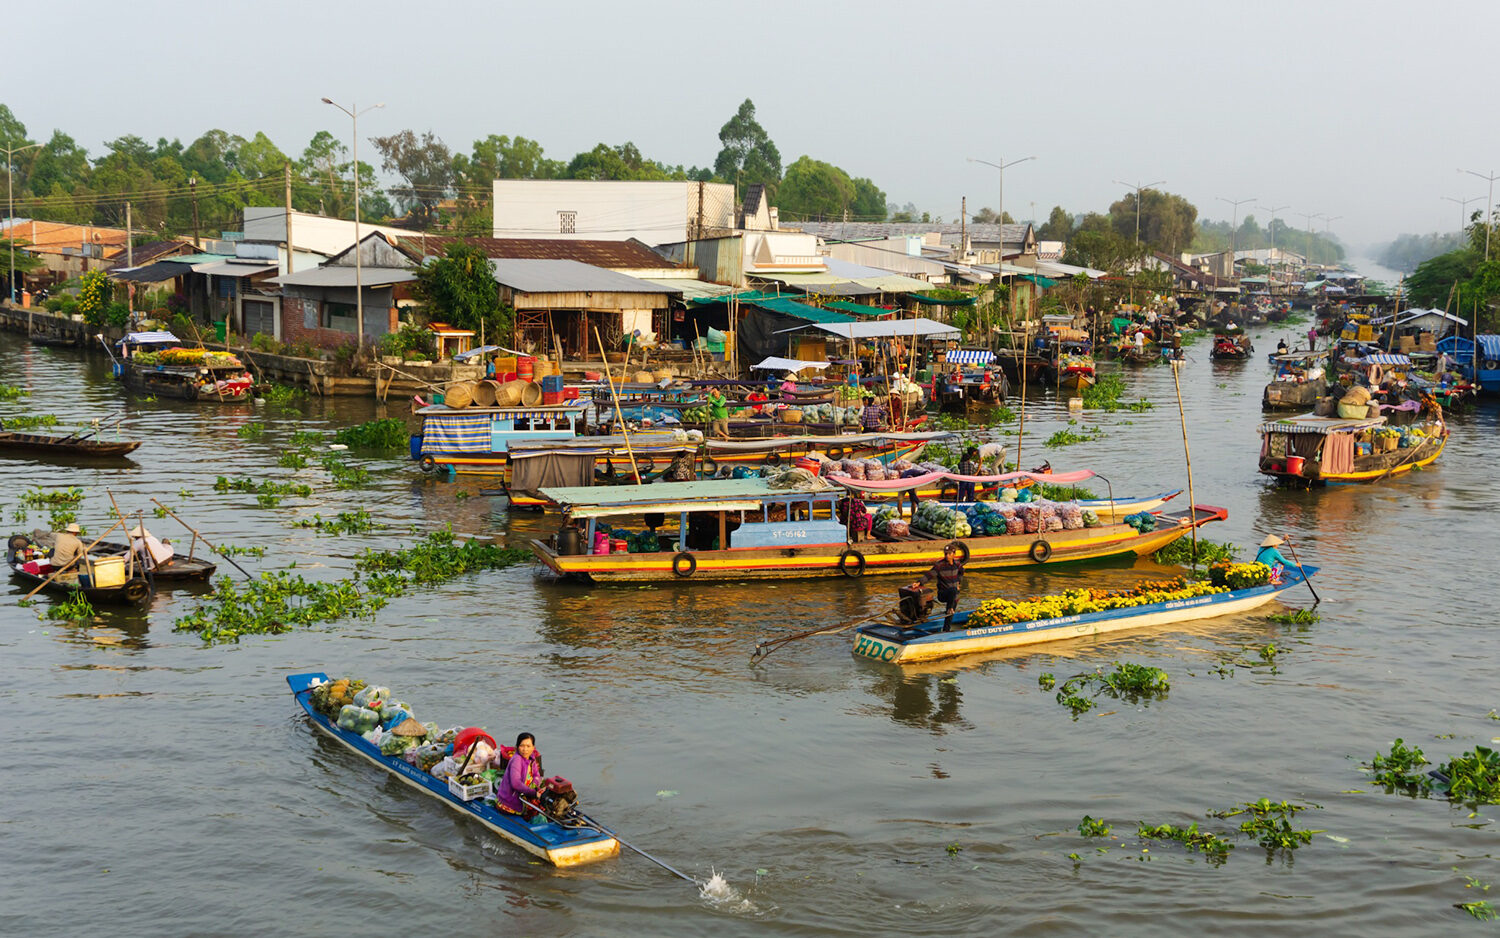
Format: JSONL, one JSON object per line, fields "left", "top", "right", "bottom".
{"left": 797, "top": 402, "right": 863, "bottom": 427}
{"left": 871, "top": 505, "right": 910, "bottom": 538}
{"left": 913, "top": 501, "right": 972, "bottom": 538}
{"left": 961, "top": 501, "right": 1010, "bottom": 536}
{"left": 1124, "top": 511, "right": 1158, "bottom": 532}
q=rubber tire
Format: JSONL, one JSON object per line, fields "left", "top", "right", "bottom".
{"left": 672, "top": 552, "right": 697, "bottom": 578}
{"left": 1029, "top": 539, "right": 1053, "bottom": 563}
{"left": 766, "top": 452, "right": 782, "bottom": 466}
{"left": 826, "top": 446, "right": 844, "bottom": 461}
{"left": 701, "top": 457, "right": 718, "bottom": 476}
{"left": 947, "top": 540, "right": 971, "bottom": 563}
{"left": 122, "top": 577, "right": 150, "bottom": 604}
{"left": 838, "top": 548, "right": 866, "bottom": 577}
{"left": 419, "top": 454, "right": 437, "bottom": 473}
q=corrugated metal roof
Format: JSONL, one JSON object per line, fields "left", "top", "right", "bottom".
{"left": 789, "top": 221, "right": 1034, "bottom": 246}
{"left": 637, "top": 277, "right": 736, "bottom": 300}
{"left": 403, "top": 235, "right": 676, "bottom": 269}
{"left": 542, "top": 477, "right": 835, "bottom": 511}
{"left": 269, "top": 267, "right": 417, "bottom": 288}
{"left": 193, "top": 260, "right": 277, "bottom": 278}
{"left": 489, "top": 258, "right": 679, "bottom": 294}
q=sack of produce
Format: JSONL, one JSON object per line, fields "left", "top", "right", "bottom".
{"left": 1043, "top": 507, "right": 1064, "bottom": 533}
{"left": 353, "top": 685, "right": 389, "bottom": 709}
{"left": 1059, "top": 502, "right": 1085, "bottom": 531}
{"left": 886, "top": 519, "right": 910, "bottom": 537}
{"left": 1021, "top": 505, "right": 1042, "bottom": 534}
{"left": 337, "top": 704, "right": 363, "bottom": 731}
{"left": 1081, "top": 508, "right": 1100, "bottom": 528}
{"left": 1000, "top": 487, "right": 1019, "bottom": 503}
{"left": 890, "top": 459, "right": 914, "bottom": 472}
{"left": 862, "top": 459, "right": 884, "bottom": 478}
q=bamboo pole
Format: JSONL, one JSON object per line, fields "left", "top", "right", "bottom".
{"left": 1016, "top": 321, "right": 1030, "bottom": 468}
{"left": 1170, "top": 358, "right": 1199, "bottom": 572}
{"left": 594, "top": 326, "right": 641, "bottom": 482}
{"left": 104, "top": 489, "right": 132, "bottom": 581}
{"left": 25, "top": 518, "right": 127, "bottom": 599}
{"left": 149, "top": 499, "right": 255, "bottom": 581}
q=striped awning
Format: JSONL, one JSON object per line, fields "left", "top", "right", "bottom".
{"left": 120, "top": 331, "right": 181, "bottom": 345}
{"left": 945, "top": 349, "right": 995, "bottom": 364}
{"left": 1356, "top": 353, "right": 1410, "bottom": 366}
{"left": 1481, "top": 335, "right": 1500, "bottom": 360}
{"left": 419, "top": 413, "right": 493, "bottom": 453}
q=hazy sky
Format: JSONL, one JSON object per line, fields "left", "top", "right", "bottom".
{"left": 10, "top": 0, "right": 1499, "bottom": 252}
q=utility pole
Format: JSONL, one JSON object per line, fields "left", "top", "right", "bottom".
{"left": 1257, "top": 203, "right": 1289, "bottom": 289}
{"left": 970, "top": 155, "right": 1037, "bottom": 265}
{"left": 1217, "top": 195, "right": 1256, "bottom": 278}
{"left": 1460, "top": 168, "right": 1499, "bottom": 261}
{"left": 125, "top": 201, "right": 133, "bottom": 318}
{"left": 960, "top": 195, "right": 967, "bottom": 252}
{"left": 1297, "top": 212, "right": 1323, "bottom": 271}
{"left": 695, "top": 180, "right": 705, "bottom": 239}
{"left": 190, "top": 176, "right": 201, "bottom": 249}
{"left": 284, "top": 162, "right": 294, "bottom": 276}
{"left": 1443, "top": 194, "right": 1483, "bottom": 235}
{"left": 323, "top": 97, "right": 385, "bottom": 351}
{"left": 4, "top": 140, "right": 41, "bottom": 306}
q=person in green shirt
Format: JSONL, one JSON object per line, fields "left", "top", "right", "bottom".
{"left": 707, "top": 387, "right": 730, "bottom": 440}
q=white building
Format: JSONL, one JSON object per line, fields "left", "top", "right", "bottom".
{"left": 491, "top": 180, "right": 739, "bottom": 245}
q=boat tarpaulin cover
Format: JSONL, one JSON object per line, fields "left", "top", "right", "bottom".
{"left": 751, "top": 357, "right": 829, "bottom": 372}
{"left": 419, "top": 413, "right": 493, "bottom": 453}
{"left": 509, "top": 452, "right": 597, "bottom": 494}
{"left": 120, "top": 331, "right": 180, "bottom": 345}
{"left": 1355, "top": 353, "right": 1411, "bottom": 365}
{"left": 1480, "top": 335, "right": 1500, "bottom": 360}
{"left": 778, "top": 318, "right": 960, "bottom": 339}
{"left": 945, "top": 349, "right": 995, "bottom": 364}
{"left": 1256, "top": 415, "right": 1384, "bottom": 435}
{"left": 833, "top": 468, "right": 1096, "bottom": 493}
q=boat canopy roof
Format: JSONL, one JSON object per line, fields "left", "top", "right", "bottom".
{"left": 119, "top": 330, "right": 180, "bottom": 345}
{"left": 542, "top": 477, "right": 839, "bottom": 517}
{"left": 1270, "top": 349, "right": 1329, "bottom": 364}
{"left": 703, "top": 431, "right": 951, "bottom": 454}
{"left": 508, "top": 437, "right": 695, "bottom": 459}
{"left": 1257, "top": 414, "right": 1386, "bottom": 435}
{"left": 415, "top": 403, "right": 588, "bottom": 416}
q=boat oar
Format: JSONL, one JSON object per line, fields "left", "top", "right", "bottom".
{"left": 148, "top": 499, "right": 254, "bottom": 581}
{"left": 751, "top": 602, "right": 903, "bottom": 663}
{"left": 535, "top": 802, "right": 696, "bottom": 884}
{"left": 55, "top": 409, "right": 124, "bottom": 444}
{"left": 1282, "top": 536, "right": 1319, "bottom": 604}
{"left": 23, "top": 518, "right": 127, "bottom": 599}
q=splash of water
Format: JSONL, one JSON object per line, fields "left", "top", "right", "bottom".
{"left": 698, "top": 869, "right": 756, "bottom": 913}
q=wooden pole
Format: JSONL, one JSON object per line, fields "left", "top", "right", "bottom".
{"left": 149, "top": 499, "right": 255, "bottom": 580}
{"left": 1016, "top": 321, "right": 1030, "bottom": 467}
{"left": 594, "top": 326, "right": 641, "bottom": 482}
{"left": 104, "top": 489, "right": 132, "bottom": 580}
{"left": 1170, "top": 358, "right": 1199, "bottom": 573}
{"left": 25, "top": 519, "right": 127, "bottom": 599}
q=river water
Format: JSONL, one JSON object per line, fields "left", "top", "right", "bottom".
{"left": 3, "top": 326, "right": 1497, "bottom": 936}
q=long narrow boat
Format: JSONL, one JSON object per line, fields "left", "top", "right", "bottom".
{"left": 24, "top": 529, "right": 216, "bottom": 580}
{"left": 8, "top": 535, "right": 153, "bottom": 605}
{"left": 0, "top": 430, "right": 141, "bottom": 457}
{"left": 852, "top": 566, "right": 1318, "bottom": 664}
{"left": 530, "top": 474, "right": 1226, "bottom": 583}
{"left": 104, "top": 332, "right": 254, "bottom": 402}
{"left": 286, "top": 672, "right": 620, "bottom": 868}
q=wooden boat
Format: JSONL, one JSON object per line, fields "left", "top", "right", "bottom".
{"left": 105, "top": 332, "right": 254, "bottom": 402}
{"left": 24, "top": 529, "right": 216, "bottom": 580}
{"left": 0, "top": 429, "right": 141, "bottom": 457}
{"left": 1257, "top": 409, "right": 1447, "bottom": 485}
{"left": 921, "top": 489, "right": 1181, "bottom": 524}
{"left": 852, "top": 566, "right": 1319, "bottom": 664}
{"left": 1117, "top": 343, "right": 1161, "bottom": 365}
{"left": 1210, "top": 335, "right": 1254, "bottom": 360}
{"left": 286, "top": 672, "right": 619, "bottom": 868}
{"left": 530, "top": 474, "right": 1227, "bottom": 583}
{"left": 1262, "top": 351, "right": 1329, "bottom": 412}
{"left": 1057, "top": 361, "right": 1096, "bottom": 393}
{"left": 7, "top": 535, "right": 152, "bottom": 605}
{"left": 414, "top": 402, "right": 591, "bottom": 475}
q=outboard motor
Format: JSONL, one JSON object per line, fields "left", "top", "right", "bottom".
{"left": 897, "top": 585, "right": 935, "bottom": 624}
{"left": 536, "top": 776, "right": 579, "bottom": 821}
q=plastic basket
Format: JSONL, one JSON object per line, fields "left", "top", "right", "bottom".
{"left": 448, "top": 777, "right": 493, "bottom": 802}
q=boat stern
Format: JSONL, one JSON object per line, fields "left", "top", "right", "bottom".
{"left": 852, "top": 629, "right": 910, "bottom": 664}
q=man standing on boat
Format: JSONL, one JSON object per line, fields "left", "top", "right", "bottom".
{"left": 913, "top": 543, "right": 966, "bottom": 631}
{"left": 706, "top": 386, "right": 730, "bottom": 440}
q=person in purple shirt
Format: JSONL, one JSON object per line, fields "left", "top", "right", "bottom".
{"left": 496, "top": 732, "right": 544, "bottom": 816}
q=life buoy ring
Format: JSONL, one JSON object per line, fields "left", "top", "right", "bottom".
{"left": 122, "top": 577, "right": 150, "bottom": 604}
{"left": 1029, "top": 539, "right": 1053, "bottom": 563}
{"left": 419, "top": 454, "right": 437, "bottom": 473}
{"left": 766, "top": 451, "right": 782, "bottom": 466}
{"left": 838, "top": 548, "right": 866, "bottom": 577}
{"left": 672, "top": 552, "right": 697, "bottom": 577}
{"left": 826, "top": 446, "right": 844, "bottom": 461}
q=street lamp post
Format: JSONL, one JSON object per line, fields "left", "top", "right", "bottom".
{"left": 1460, "top": 168, "right": 1499, "bottom": 261}
{"left": 1444, "top": 194, "right": 1485, "bottom": 238}
{"left": 968, "top": 155, "right": 1036, "bottom": 263}
{"left": 4, "top": 141, "right": 41, "bottom": 306}
{"left": 1217, "top": 196, "right": 1257, "bottom": 277}
{"left": 1297, "top": 211, "right": 1324, "bottom": 270}
{"left": 1258, "top": 203, "right": 1290, "bottom": 291}
{"left": 1322, "top": 216, "right": 1343, "bottom": 266}
{"left": 1113, "top": 178, "right": 1166, "bottom": 253}
{"left": 322, "top": 98, "right": 384, "bottom": 349}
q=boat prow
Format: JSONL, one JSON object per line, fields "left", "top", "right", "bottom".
{"left": 286, "top": 672, "right": 619, "bottom": 868}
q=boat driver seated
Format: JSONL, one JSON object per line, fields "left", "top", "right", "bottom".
{"left": 129, "top": 524, "right": 175, "bottom": 570}
{"left": 1276, "top": 338, "right": 1288, "bottom": 355}
{"left": 1256, "top": 535, "right": 1291, "bottom": 583}
{"left": 49, "top": 522, "right": 86, "bottom": 573}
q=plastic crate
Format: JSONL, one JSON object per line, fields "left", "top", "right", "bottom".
{"left": 448, "top": 777, "right": 493, "bottom": 802}
{"left": 541, "top": 374, "right": 565, "bottom": 392}
{"left": 542, "top": 390, "right": 565, "bottom": 406}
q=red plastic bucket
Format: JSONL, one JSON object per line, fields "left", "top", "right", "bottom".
{"left": 1285, "top": 455, "right": 1305, "bottom": 475}
{"left": 517, "top": 356, "right": 536, "bottom": 382}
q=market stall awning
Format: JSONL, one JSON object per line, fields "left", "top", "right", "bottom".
{"left": 945, "top": 349, "right": 994, "bottom": 364}
{"left": 1257, "top": 415, "right": 1384, "bottom": 435}
{"left": 637, "top": 277, "right": 737, "bottom": 301}
{"left": 751, "top": 357, "right": 830, "bottom": 371}
{"left": 821, "top": 300, "right": 896, "bottom": 316}
{"left": 776, "top": 318, "right": 959, "bottom": 339}
{"left": 744, "top": 295, "right": 854, "bottom": 323}
{"left": 119, "top": 330, "right": 180, "bottom": 345}
{"left": 1353, "top": 353, "right": 1411, "bottom": 365}
{"left": 1481, "top": 335, "right": 1500, "bottom": 360}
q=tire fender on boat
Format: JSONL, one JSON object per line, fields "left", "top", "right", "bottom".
{"left": 948, "top": 540, "right": 971, "bottom": 563}
{"left": 701, "top": 456, "right": 718, "bottom": 476}
{"left": 419, "top": 454, "right": 437, "bottom": 473}
{"left": 826, "top": 446, "right": 844, "bottom": 461}
{"left": 672, "top": 552, "right": 697, "bottom": 577}
{"left": 122, "top": 577, "right": 150, "bottom": 604}
{"left": 765, "top": 451, "right": 782, "bottom": 466}
{"left": 1028, "top": 539, "right": 1052, "bottom": 563}
{"left": 838, "top": 548, "right": 866, "bottom": 577}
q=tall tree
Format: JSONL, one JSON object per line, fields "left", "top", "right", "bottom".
{"left": 414, "top": 244, "right": 509, "bottom": 335}
{"left": 1038, "top": 205, "right": 1073, "bottom": 241}
{"left": 370, "top": 129, "right": 454, "bottom": 227}
{"left": 713, "top": 99, "right": 781, "bottom": 198}
{"left": 1108, "top": 188, "right": 1197, "bottom": 256}
{"left": 850, "top": 177, "right": 886, "bottom": 220}
{"left": 776, "top": 156, "right": 854, "bottom": 220}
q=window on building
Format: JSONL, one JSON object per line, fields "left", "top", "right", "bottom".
{"left": 323, "top": 301, "right": 358, "bottom": 333}
{"left": 558, "top": 211, "right": 576, "bottom": 234}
